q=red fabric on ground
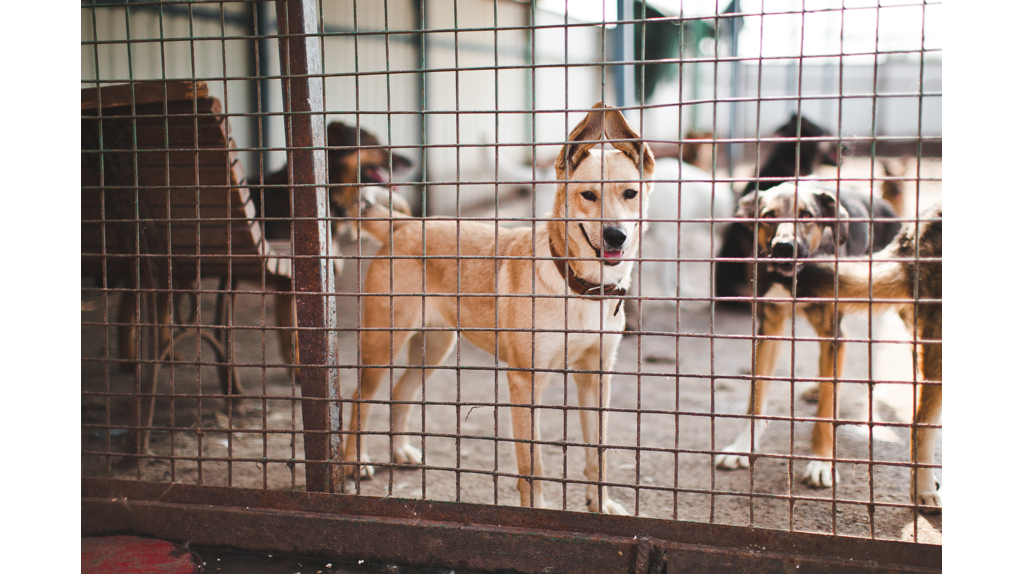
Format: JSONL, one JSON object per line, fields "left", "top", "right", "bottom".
{"left": 82, "top": 536, "right": 199, "bottom": 574}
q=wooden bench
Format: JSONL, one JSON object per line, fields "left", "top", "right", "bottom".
{"left": 82, "top": 80, "right": 297, "bottom": 463}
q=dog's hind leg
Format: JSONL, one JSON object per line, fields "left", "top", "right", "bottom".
{"left": 912, "top": 320, "right": 942, "bottom": 512}
{"left": 716, "top": 302, "right": 788, "bottom": 470}
{"left": 389, "top": 329, "right": 457, "bottom": 466}
{"left": 802, "top": 305, "right": 846, "bottom": 488}
{"left": 343, "top": 311, "right": 417, "bottom": 480}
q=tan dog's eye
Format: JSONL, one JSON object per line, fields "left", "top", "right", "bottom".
{"left": 799, "top": 210, "right": 813, "bottom": 218}
{"left": 623, "top": 189, "right": 638, "bottom": 199}
{"left": 761, "top": 209, "right": 776, "bottom": 219}
{"left": 581, "top": 191, "right": 598, "bottom": 201}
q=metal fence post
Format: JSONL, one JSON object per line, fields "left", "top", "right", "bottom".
{"left": 275, "top": 0, "right": 342, "bottom": 493}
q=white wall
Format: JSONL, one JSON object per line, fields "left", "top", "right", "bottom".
{"left": 82, "top": 1, "right": 941, "bottom": 215}
{"left": 81, "top": 3, "right": 262, "bottom": 175}
{"left": 733, "top": 60, "right": 942, "bottom": 140}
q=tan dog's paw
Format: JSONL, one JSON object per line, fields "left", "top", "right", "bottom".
{"left": 715, "top": 452, "right": 751, "bottom": 470}
{"left": 716, "top": 427, "right": 762, "bottom": 470}
{"left": 587, "top": 496, "right": 628, "bottom": 515}
{"left": 715, "top": 445, "right": 752, "bottom": 470}
{"left": 801, "top": 459, "right": 838, "bottom": 488}
{"left": 917, "top": 489, "right": 942, "bottom": 513}
{"left": 393, "top": 443, "right": 422, "bottom": 465}
{"left": 342, "top": 453, "right": 376, "bottom": 480}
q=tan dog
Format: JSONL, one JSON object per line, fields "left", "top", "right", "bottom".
{"left": 343, "top": 103, "right": 655, "bottom": 514}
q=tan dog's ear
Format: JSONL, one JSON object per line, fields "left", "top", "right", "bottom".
{"left": 555, "top": 102, "right": 607, "bottom": 175}
{"left": 603, "top": 107, "right": 656, "bottom": 176}
{"left": 814, "top": 190, "right": 850, "bottom": 246}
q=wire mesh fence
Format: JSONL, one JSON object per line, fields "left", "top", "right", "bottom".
{"left": 81, "top": 0, "right": 942, "bottom": 554}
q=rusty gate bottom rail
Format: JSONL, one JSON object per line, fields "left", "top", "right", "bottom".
{"left": 82, "top": 478, "right": 939, "bottom": 574}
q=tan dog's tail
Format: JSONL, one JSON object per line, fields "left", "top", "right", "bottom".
{"left": 345, "top": 186, "right": 414, "bottom": 246}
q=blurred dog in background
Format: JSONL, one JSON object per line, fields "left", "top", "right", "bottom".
{"left": 252, "top": 122, "right": 414, "bottom": 369}
{"left": 254, "top": 121, "right": 415, "bottom": 275}
{"left": 626, "top": 156, "right": 733, "bottom": 328}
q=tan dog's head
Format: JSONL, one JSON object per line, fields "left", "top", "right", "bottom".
{"left": 736, "top": 183, "right": 849, "bottom": 277}
{"left": 548, "top": 103, "right": 655, "bottom": 284}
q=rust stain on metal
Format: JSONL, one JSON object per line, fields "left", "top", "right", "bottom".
{"left": 82, "top": 479, "right": 939, "bottom": 574}
{"left": 275, "top": 0, "right": 343, "bottom": 494}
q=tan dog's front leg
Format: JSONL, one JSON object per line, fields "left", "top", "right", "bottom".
{"left": 716, "top": 302, "right": 788, "bottom": 470}
{"left": 802, "top": 306, "right": 845, "bottom": 488}
{"left": 507, "top": 370, "right": 548, "bottom": 509}
{"left": 574, "top": 370, "right": 627, "bottom": 515}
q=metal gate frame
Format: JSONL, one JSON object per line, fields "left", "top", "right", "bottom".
{"left": 81, "top": 1, "right": 942, "bottom": 571}
{"left": 82, "top": 478, "right": 939, "bottom": 573}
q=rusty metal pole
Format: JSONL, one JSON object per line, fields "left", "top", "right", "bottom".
{"left": 275, "top": 0, "right": 342, "bottom": 493}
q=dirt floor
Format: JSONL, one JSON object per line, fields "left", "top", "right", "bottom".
{"left": 81, "top": 158, "right": 941, "bottom": 546}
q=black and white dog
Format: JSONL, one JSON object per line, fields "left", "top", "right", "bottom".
{"left": 714, "top": 114, "right": 845, "bottom": 303}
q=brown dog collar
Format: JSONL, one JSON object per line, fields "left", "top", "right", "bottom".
{"left": 548, "top": 236, "right": 627, "bottom": 300}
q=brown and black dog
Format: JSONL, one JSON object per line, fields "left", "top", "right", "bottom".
{"left": 252, "top": 122, "right": 414, "bottom": 368}
{"left": 715, "top": 181, "right": 902, "bottom": 489}
{"left": 715, "top": 114, "right": 845, "bottom": 302}
{"left": 256, "top": 121, "right": 414, "bottom": 246}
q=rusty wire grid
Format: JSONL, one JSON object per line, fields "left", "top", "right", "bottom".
{"left": 81, "top": 0, "right": 942, "bottom": 570}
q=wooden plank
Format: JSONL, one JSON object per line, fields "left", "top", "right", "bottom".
{"left": 89, "top": 116, "right": 230, "bottom": 141}
{"left": 81, "top": 109, "right": 230, "bottom": 150}
{"left": 141, "top": 145, "right": 243, "bottom": 170}
{"left": 82, "top": 223, "right": 263, "bottom": 251}
{"left": 80, "top": 96, "right": 221, "bottom": 119}
{"left": 80, "top": 257, "right": 271, "bottom": 280}
{"left": 82, "top": 80, "right": 210, "bottom": 110}
{"left": 130, "top": 148, "right": 232, "bottom": 168}
{"left": 82, "top": 148, "right": 234, "bottom": 168}
{"left": 82, "top": 203, "right": 251, "bottom": 223}
{"left": 85, "top": 165, "right": 246, "bottom": 188}
{"left": 105, "top": 123, "right": 232, "bottom": 149}
{"left": 81, "top": 193, "right": 254, "bottom": 221}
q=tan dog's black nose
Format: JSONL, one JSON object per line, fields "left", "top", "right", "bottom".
{"left": 603, "top": 226, "right": 627, "bottom": 249}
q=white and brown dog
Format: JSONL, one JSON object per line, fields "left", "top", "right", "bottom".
{"left": 342, "top": 103, "right": 655, "bottom": 514}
